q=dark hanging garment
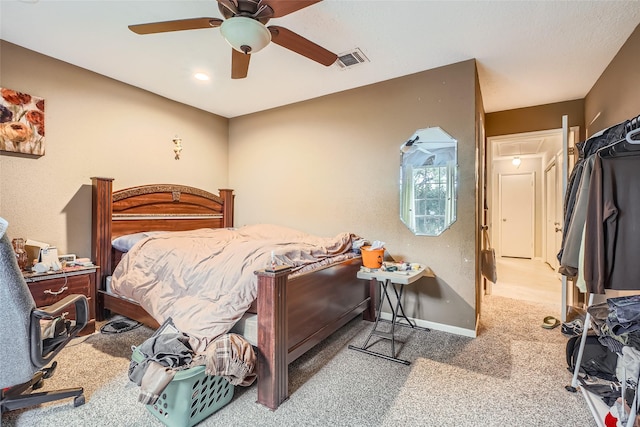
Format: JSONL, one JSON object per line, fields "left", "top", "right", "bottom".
{"left": 584, "top": 151, "right": 640, "bottom": 294}
{"left": 558, "top": 121, "right": 628, "bottom": 266}
{"left": 560, "top": 155, "right": 596, "bottom": 277}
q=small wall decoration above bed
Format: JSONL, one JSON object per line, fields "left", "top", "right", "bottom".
{"left": 172, "top": 136, "right": 182, "bottom": 160}
{"left": 0, "top": 88, "right": 46, "bottom": 156}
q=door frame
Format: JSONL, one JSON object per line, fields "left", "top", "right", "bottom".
{"left": 483, "top": 122, "right": 580, "bottom": 319}
{"left": 543, "top": 155, "right": 560, "bottom": 269}
{"left": 560, "top": 120, "right": 581, "bottom": 321}
{"left": 488, "top": 128, "right": 563, "bottom": 262}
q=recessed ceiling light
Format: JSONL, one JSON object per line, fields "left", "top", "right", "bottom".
{"left": 194, "top": 73, "right": 210, "bottom": 81}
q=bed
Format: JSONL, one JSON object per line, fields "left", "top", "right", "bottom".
{"left": 90, "top": 177, "right": 375, "bottom": 410}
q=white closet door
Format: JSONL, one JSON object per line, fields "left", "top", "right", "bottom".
{"left": 499, "top": 173, "right": 534, "bottom": 258}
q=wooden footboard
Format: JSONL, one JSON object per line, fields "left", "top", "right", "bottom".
{"left": 256, "top": 259, "right": 375, "bottom": 410}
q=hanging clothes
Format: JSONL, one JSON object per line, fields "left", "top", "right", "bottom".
{"left": 583, "top": 146, "right": 640, "bottom": 293}
{"left": 560, "top": 154, "right": 597, "bottom": 278}
{"left": 558, "top": 120, "right": 629, "bottom": 274}
{"left": 564, "top": 117, "right": 640, "bottom": 427}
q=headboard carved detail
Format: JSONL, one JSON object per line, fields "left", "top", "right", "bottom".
{"left": 113, "top": 184, "right": 222, "bottom": 204}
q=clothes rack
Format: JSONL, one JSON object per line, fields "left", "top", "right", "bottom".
{"left": 565, "top": 115, "right": 640, "bottom": 427}
{"left": 569, "top": 293, "right": 640, "bottom": 427}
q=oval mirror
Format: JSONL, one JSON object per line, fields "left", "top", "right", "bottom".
{"left": 400, "top": 127, "right": 457, "bottom": 236}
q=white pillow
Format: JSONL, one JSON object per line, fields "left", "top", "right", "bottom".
{"left": 111, "top": 231, "right": 166, "bottom": 252}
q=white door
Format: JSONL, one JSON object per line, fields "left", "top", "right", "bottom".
{"left": 499, "top": 173, "right": 534, "bottom": 258}
{"left": 545, "top": 161, "right": 559, "bottom": 269}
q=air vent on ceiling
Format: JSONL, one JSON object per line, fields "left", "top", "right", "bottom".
{"left": 336, "top": 48, "right": 369, "bottom": 70}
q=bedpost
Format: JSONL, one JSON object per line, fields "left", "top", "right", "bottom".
{"left": 255, "top": 267, "right": 291, "bottom": 410}
{"left": 218, "top": 189, "right": 234, "bottom": 227}
{"left": 91, "top": 177, "right": 113, "bottom": 320}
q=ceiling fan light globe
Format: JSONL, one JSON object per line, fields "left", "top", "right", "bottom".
{"left": 220, "top": 16, "right": 271, "bottom": 54}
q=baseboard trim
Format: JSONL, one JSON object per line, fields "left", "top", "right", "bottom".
{"left": 379, "top": 312, "right": 477, "bottom": 338}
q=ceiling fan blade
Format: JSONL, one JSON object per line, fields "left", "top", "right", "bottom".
{"left": 129, "top": 18, "right": 223, "bottom": 35}
{"left": 261, "top": 0, "right": 322, "bottom": 18}
{"left": 268, "top": 26, "right": 337, "bottom": 66}
{"left": 231, "top": 49, "right": 251, "bottom": 79}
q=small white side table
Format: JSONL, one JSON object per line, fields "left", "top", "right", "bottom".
{"left": 349, "top": 267, "right": 429, "bottom": 365}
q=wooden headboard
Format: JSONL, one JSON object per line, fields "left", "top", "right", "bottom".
{"left": 91, "top": 177, "right": 234, "bottom": 288}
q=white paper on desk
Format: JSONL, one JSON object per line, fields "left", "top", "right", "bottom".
{"left": 40, "top": 247, "right": 59, "bottom": 266}
{"left": 25, "top": 239, "right": 50, "bottom": 249}
{"left": 25, "top": 239, "right": 57, "bottom": 265}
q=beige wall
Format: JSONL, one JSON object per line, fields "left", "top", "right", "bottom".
{"left": 229, "top": 60, "right": 481, "bottom": 332}
{"left": 486, "top": 99, "right": 585, "bottom": 140}
{"left": 586, "top": 23, "right": 640, "bottom": 136}
{"left": 6, "top": 17, "right": 637, "bottom": 334}
{"left": 2, "top": 21, "right": 637, "bottom": 335}
{"left": 1, "top": 41, "right": 483, "bottom": 333}
{"left": 0, "top": 41, "right": 229, "bottom": 258}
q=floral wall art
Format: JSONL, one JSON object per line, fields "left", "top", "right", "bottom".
{"left": 0, "top": 88, "right": 45, "bottom": 156}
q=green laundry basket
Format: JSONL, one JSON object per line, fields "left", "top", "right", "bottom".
{"left": 132, "top": 347, "right": 234, "bottom": 427}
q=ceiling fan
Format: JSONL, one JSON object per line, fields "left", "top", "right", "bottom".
{"left": 128, "top": 0, "right": 338, "bottom": 79}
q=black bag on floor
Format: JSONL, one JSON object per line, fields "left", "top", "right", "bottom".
{"left": 566, "top": 334, "right": 618, "bottom": 381}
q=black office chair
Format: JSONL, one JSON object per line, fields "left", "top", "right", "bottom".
{"left": 0, "top": 222, "right": 89, "bottom": 420}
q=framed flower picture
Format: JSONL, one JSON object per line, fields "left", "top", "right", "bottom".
{"left": 0, "top": 88, "right": 45, "bottom": 156}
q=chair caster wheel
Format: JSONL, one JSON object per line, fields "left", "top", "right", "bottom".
{"left": 43, "top": 361, "right": 57, "bottom": 379}
{"left": 565, "top": 385, "right": 577, "bottom": 393}
{"left": 74, "top": 395, "right": 85, "bottom": 407}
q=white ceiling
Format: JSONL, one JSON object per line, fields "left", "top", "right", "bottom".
{"left": 2, "top": 1, "right": 640, "bottom": 119}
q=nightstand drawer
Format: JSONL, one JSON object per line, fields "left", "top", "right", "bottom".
{"left": 24, "top": 267, "right": 98, "bottom": 335}
{"left": 28, "top": 274, "right": 92, "bottom": 313}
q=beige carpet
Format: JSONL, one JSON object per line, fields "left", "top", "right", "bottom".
{"left": 382, "top": 340, "right": 592, "bottom": 426}
{"left": 2, "top": 296, "right": 598, "bottom": 426}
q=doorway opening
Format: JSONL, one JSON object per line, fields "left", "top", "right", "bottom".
{"left": 486, "top": 129, "right": 565, "bottom": 306}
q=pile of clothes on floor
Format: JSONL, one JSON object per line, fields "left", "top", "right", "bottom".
{"left": 128, "top": 318, "right": 256, "bottom": 405}
{"left": 571, "top": 296, "right": 640, "bottom": 427}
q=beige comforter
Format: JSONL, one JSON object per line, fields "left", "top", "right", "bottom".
{"left": 110, "top": 224, "right": 354, "bottom": 351}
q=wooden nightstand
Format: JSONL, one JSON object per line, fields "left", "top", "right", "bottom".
{"left": 23, "top": 266, "right": 99, "bottom": 335}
